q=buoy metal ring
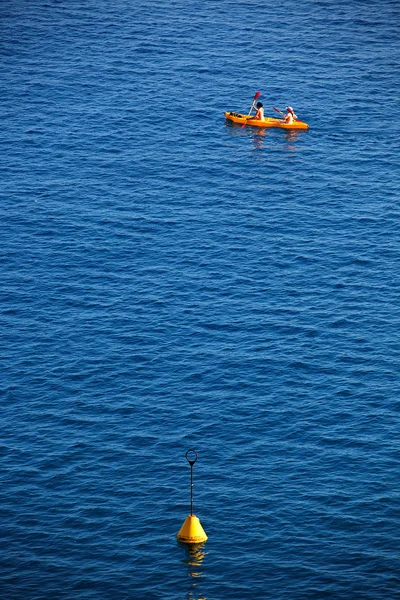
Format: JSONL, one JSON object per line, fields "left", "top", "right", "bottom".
{"left": 185, "top": 449, "right": 198, "bottom": 466}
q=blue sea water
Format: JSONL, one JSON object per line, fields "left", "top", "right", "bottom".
{"left": 1, "top": 0, "right": 400, "bottom": 598}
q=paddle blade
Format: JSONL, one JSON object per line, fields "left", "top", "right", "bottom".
{"left": 254, "top": 91, "right": 261, "bottom": 101}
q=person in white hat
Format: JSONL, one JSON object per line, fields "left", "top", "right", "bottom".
{"left": 284, "top": 106, "right": 298, "bottom": 124}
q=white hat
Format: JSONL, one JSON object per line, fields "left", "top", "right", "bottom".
{"left": 286, "top": 106, "right": 294, "bottom": 113}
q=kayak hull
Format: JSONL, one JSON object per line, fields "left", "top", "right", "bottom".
{"left": 225, "top": 111, "right": 309, "bottom": 130}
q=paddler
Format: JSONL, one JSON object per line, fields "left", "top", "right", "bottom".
{"left": 283, "top": 106, "right": 298, "bottom": 124}
{"left": 253, "top": 101, "right": 265, "bottom": 121}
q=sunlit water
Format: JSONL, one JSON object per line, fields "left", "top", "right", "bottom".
{"left": 1, "top": 0, "right": 400, "bottom": 598}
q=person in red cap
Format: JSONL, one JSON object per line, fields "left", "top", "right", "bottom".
{"left": 284, "top": 106, "right": 298, "bottom": 124}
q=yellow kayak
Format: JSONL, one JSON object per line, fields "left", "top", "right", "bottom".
{"left": 225, "top": 111, "right": 309, "bottom": 130}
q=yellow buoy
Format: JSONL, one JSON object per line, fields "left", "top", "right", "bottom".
{"left": 177, "top": 514, "right": 208, "bottom": 544}
{"left": 177, "top": 450, "right": 208, "bottom": 544}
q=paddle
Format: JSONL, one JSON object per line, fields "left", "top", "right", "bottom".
{"left": 272, "top": 106, "right": 300, "bottom": 121}
{"left": 241, "top": 91, "right": 261, "bottom": 128}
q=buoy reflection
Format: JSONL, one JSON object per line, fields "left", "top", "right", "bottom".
{"left": 179, "top": 541, "right": 207, "bottom": 599}
{"left": 186, "top": 543, "right": 206, "bottom": 576}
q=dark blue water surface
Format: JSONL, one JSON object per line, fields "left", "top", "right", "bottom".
{"left": 1, "top": 0, "right": 400, "bottom": 598}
